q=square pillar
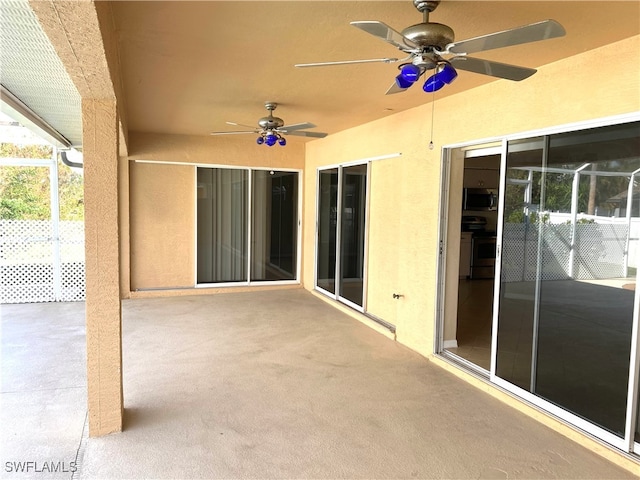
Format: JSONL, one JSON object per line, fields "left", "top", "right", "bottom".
{"left": 82, "top": 98, "right": 123, "bottom": 436}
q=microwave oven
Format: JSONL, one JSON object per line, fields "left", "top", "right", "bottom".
{"left": 463, "top": 188, "right": 498, "bottom": 211}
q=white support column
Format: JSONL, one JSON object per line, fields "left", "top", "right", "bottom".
{"left": 49, "top": 147, "right": 62, "bottom": 300}
{"left": 623, "top": 169, "right": 640, "bottom": 277}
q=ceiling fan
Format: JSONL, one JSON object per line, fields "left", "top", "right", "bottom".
{"left": 295, "top": 0, "right": 566, "bottom": 95}
{"left": 210, "top": 102, "right": 328, "bottom": 146}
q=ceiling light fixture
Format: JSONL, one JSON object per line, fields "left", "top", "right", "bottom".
{"left": 256, "top": 130, "right": 287, "bottom": 147}
{"left": 423, "top": 62, "right": 457, "bottom": 93}
{"left": 395, "top": 63, "right": 422, "bottom": 89}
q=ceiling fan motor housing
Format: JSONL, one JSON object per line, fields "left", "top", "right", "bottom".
{"left": 259, "top": 102, "right": 285, "bottom": 129}
{"left": 401, "top": 22, "right": 454, "bottom": 51}
{"left": 258, "top": 116, "right": 284, "bottom": 129}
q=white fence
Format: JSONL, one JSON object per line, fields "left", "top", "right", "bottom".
{"left": 545, "top": 212, "right": 640, "bottom": 269}
{"left": 501, "top": 219, "right": 632, "bottom": 283}
{"left": 0, "top": 220, "right": 85, "bottom": 303}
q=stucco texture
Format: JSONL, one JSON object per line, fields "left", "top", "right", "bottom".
{"left": 83, "top": 98, "right": 123, "bottom": 436}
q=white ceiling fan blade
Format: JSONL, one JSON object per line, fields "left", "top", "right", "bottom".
{"left": 286, "top": 130, "right": 328, "bottom": 138}
{"left": 226, "top": 121, "right": 257, "bottom": 129}
{"left": 351, "top": 21, "right": 418, "bottom": 52}
{"left": 279, "top": 122, "right": 316, "bottom": 132}
{"left": 385, "top": 80, "right": 409, "bottom": 95}
{"left": 446, "top": 20, "right": 566, "bottom": 55}
{"left": 210, "top": 130, "right": 258, "bottom": 136}
{"left": 295, "top": 58, "right": 398, "bottom": 68}
{"left": 450, "top": 56, "right": 536, "bottom": 81}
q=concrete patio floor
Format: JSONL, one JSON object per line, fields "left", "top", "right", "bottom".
{"left": 0, "top": 288, "right": 636, "bottom": 479}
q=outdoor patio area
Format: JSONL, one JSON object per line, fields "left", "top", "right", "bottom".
{"left": 0, "top": 288, "right": 635, "bottom": 479}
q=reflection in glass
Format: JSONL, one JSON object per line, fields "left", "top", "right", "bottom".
{"left": 197, "top": 168, "right": 248, "bottom": 283}
{"left": 339, "top": 165, "right": 367, "bottom": 306}
{"left": 317, "top": 169, "right": 338, "bottom": 294}
{"left": 496, "top": 122, "right": 640, "bottom": 437}
{"left": 496, "top": 137, "right": 544, "bottom": 391}
{"left": 251, "top": 171, "right": 297, "bottom": 281}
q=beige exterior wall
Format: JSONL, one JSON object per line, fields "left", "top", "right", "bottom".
{"left": 304, "top": 105, "right": 440, "bottom": 355}
{"left": 303, "top": 35, "right": 640, "bottom": 358}
{"left": 129, "top": 162, "right": 195, "bottom": 290}
{"left": 127, "top": 132, "right": 305, "bottom": 290}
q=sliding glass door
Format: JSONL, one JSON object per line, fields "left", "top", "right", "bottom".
{"left": 317, "top": 168, "right": 338, "bottom": 294}
{"left": 494, "top": 121, "right": 640, "bottom": 444}
{"left": 316, "top": 164, "right": 368, "bottom": 309}
{"left": 340, "top": 165, "right": 367, "bottom": 306}
{"left": 197, "top": 168, "right": 248, "bottom": 283}
{"left": 197, "top": 167, "right": 299, "bottom": 285}
{"left": 251, "top": 170, "right": 298, "bottom": 281}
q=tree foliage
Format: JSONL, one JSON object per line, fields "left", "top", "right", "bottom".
{"left": 0, "top": 143, "right": 84, "bottom": 220}
{"left": 504, "top": 166, "right": 630, "bottom": 224}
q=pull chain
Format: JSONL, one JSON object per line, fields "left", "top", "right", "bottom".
{"left": 429, "top": 67, "right": 436, "bottom": 150}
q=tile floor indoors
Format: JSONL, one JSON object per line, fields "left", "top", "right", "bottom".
{"left": 0, "top": 288, "right": 636, "bottom": 479}
{"left": 448, "top": 278, "right": 494, "bottom": 370}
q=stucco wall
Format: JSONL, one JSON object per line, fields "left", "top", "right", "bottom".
{"left": 127, "top": 132, "right": 305, "bottom": 290}
{"left": 303, "top": 35, "right": 640, "bottom": 358}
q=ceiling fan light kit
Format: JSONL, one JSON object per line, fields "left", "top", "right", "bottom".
{"left": 210, "top": 102, "right": 328, "bottom": 146}
{"left": 294, "top": 0, "right": 566, "bottom": 95}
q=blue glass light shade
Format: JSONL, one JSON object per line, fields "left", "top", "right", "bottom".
{"left": 438, "top": 63, "right": 457, "bottom": 84}
{"left": 395, "top": 74, "right": 414, "bottom": 89}
{"left": 395, "top": 64, "right": 421, "bottom": 89}
{"left": 278, "top": 137, "right": 286, "bottom": 146}
{"left": 400, "top": 64, "right": 421, "bottom": 82}
{"left": 265, "top": 133, "right": 278, "bottom": 146}
{"left": 423, "top": 63, "right": 457, "bottom": 93}
{"left": 423, "top": 75, "right": 445, "bottom": 92}
{"left": 256, "top": 136, "right": 264, "bottom": 145}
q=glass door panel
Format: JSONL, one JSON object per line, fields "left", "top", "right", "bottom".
{"left": 496, "top": 137, "right": 544, "bottom": 390}
{"left": 534, "top": 125, "right": 638, "bottom": 436}
{"left": 251, "top": 170, "right": 297, "bottom": 281}
{"left": 317, "top": 168, "right": 338, "bottom": 294}
{"left": 496, "top": 122, "right": 640, "bottom": 439}
{"left": 339, "top": 164, "right": 367, "bottom": 307}
{"left": 197, "top": 168, "right": 248, "bottom": 283}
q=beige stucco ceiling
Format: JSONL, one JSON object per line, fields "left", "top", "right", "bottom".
{"left": 110, "top": 0, "right": 640, "bottom": 141}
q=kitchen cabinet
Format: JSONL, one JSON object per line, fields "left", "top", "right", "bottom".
{"left": 459, "top": 232, "right": 472, "bottom": 278}
{"left": 463, "top": 168, "right": 499, "bottom": 189}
